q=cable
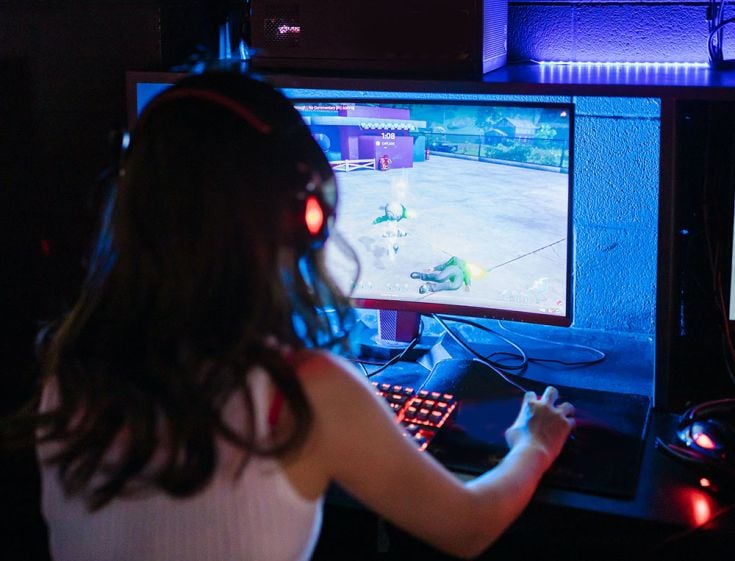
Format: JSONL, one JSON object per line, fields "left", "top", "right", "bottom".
{"left": 434, "top": 315, "right": 606, "bottom": 370}
{"left": 357, "top": 319, "right": 425, "bottom": 378}
{"left": 707, "top": 0, "right": 735, "bottom": 68}
{"left": 357, "top": 312, "right": 607, "bottom": 393}
{"left": 683, "top": 396, "right": 735, "bottom": 422}
{"left": 699, "top": 104, "right": 735, "bottom": 387}
{"left": 496, "top": 321, "right": 607, "bottom": 367}
{"left": 432, "top": 315, "right": 530, "bottom": 393}
{"left": 432, "top": 315, "right": 529, "bottom": 372}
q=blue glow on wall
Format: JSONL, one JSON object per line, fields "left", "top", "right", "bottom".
{"left": 284, "top": 88, "right": 660, "bottom": 337}
{"left": 508, "top": 3, "right": 717, "bottom": 64}
{"left": 535, "top": 62, "right": 714, "bottom": 86}
{"left": 538, "top": 61, "right": 710, "bottom": 69}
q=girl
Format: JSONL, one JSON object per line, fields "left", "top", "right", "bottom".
{"left": 33, "top": 71, "right": 574, "bottom": 561}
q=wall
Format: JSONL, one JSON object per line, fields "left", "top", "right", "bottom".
{"left": 1, "top": 1, "right": 217, "bottom": 413}
{"left": 0, "top": 5, "right": 218, "bottom": 559}
{"left": 573, "top": 96, "right": 660, "bottom": 334}
{"left": 508, "top": 0, "right": 728, "bottom": 63}
{"left": 0, "top": 1, "right": 215, "bottom": 220}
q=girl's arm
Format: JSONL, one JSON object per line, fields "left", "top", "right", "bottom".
{"left": 297, "top": 351, "right": 574, "bottom": 559}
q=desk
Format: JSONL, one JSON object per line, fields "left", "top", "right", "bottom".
{"left": 316, "top": 411, "right": 735, "bottom": 560}
{"left": 312, "top": 321, "right": 733, "bottom": 559}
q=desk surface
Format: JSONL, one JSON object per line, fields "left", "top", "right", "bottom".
{"left": 515, "top": 411, "right": 731, "bottom": 528}
{"left": 336, "top": 322, "right": 732, "bottom": 532}
{"left": 354, "top": 318, "right": 655, "bottom": 396}
{"left": 325, "top": 410, "right": 735, "bottom": 559}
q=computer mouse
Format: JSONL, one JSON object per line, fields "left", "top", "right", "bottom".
{"left": 681, "top": 418, "right": 735, "bottom": 460}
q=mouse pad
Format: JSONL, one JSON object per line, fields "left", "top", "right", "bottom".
{"left": 425, "top": 366, "right": 651, "bottom": 499}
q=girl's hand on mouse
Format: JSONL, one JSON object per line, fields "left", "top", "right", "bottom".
{"left": 504, "top": 386, "right": 575, "bottom": 470}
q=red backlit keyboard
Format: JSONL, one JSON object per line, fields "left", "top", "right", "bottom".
{"left": 372, "top": 382, "right": 458, "bottom": 451}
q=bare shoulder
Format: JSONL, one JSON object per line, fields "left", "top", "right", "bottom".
{"left": 289, "top": 349, "right": 372, "bottom": 402}
{"left": 288, "top": 350, "right": 398, "bottom": 438}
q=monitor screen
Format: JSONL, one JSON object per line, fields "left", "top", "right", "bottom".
{"left": 295, "top": 99, "right": 574, "bottom": 327}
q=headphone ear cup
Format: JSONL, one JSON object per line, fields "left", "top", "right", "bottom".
{"left": 304, "top": 195, "right": 326, "bottom": 238}
{"left": 284, "top": 190, "right": 329, "bottom": 249}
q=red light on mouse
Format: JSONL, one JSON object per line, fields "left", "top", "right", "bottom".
{"left": 692, "top": 495, "right": 713, "bottom": 525}
{"left": 693, "top": 431, "right": 716, "bottom": 450}
{"left": 699, "top": 477, "right": 711, "bottom": 488}
{"left": 304, "top": 196, "right": 324, "bottom": 236}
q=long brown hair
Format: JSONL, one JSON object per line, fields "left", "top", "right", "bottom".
{"left": 30, "top": 71, "right": 356, "bottom": 510}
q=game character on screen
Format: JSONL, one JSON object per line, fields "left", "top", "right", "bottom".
{"left": 411, "top": 255, "right": 473, "bottom": 294}
{"left": 373, "top": 201, "right": 410, "bottom": 255}
{"left": 378, "top": 153, "right": 392, "bottom": 171}
{"left": 372, "top": 201, "right": 409, "bottom": 225}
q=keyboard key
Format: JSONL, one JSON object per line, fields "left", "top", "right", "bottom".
{"left": 373, "top": 382, "right": 457, "bottom": 450}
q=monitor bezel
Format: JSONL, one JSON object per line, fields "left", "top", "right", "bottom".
{"left": 293, "top": 96, "right": 576, "bottom": 328}
{"left": 125, "top": 71, "right": 187, "bottom": 129}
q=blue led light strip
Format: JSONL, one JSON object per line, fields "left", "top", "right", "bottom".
{"left": 538, "top": 61, "right": 710, "bottom": 69}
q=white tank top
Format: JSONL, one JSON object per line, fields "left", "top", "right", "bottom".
{"left": 37, "top": 369, "right": 324, "bottom": 561}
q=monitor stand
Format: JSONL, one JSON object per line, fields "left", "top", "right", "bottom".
{"left": 378, "top": 309, "right": 421, "bottom": 343}
{"left": 355, "top": 309, "right": 458, "bottom": 369}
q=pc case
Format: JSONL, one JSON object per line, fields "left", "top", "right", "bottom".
{"left": 249, "top": 0, "right": 508, "bottom": 78}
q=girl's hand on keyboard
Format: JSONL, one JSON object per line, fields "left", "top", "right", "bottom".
{"left": 504, "top": 386, "right": 575, "bottom": 470}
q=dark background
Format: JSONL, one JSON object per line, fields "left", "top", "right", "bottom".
{"left": 0, "top": 3, "right": 227, "bottom": 558}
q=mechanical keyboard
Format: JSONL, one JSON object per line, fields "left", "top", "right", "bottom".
{"left": 372, "top": 382, "right": 458, "bottom": 451}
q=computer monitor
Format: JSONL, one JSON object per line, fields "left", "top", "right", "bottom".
{"left": 294, "top": 98, "right": 574, "bottom": 341}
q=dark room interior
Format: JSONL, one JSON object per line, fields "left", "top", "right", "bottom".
{"left": 2, "top": 1, "right": 735, "bottom": 560}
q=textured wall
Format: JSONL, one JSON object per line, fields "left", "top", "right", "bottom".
{"left": 508, "top": 1, "right": 730, "bottom": 63}
{"left": 284, "top": 88, "right": 660, "bottom": 336}
{"left": 572, "top": 97, "right": 660, "bottom": 334}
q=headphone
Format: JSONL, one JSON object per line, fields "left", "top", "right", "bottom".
{"left": 656, "top": 397, "right": 735, "bottom": 490}
{"left": 130, "top": 81, "right": 334, "bottom": 251}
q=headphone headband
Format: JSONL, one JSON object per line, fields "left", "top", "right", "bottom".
{"left": 679, "top": 397, "right": 735, "bottom": 427}
{"left": 130, "top": 79, "right": 332, "bottom": 249}
{"left": 137, "top": 87, "right": 273, "bottom": 135}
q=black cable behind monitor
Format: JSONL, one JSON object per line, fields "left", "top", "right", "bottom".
{"left": 357, "top": 312, "right": 608, "bottom": 395}
{"left": 357, "top": 319, "right": 425, "bottom": 378}
{"left": 708, "top": 0, "right": 735, "bottom": 68}
{"left": 434, "top": 315, "right": 606, "bottom": 372}
{"left": 670, "top": 101, "right": 735, "bottom": 408}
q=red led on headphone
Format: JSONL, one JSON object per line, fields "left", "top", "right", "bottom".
{"left": 304, "top": 195, "right": 324, "bottom": 236}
